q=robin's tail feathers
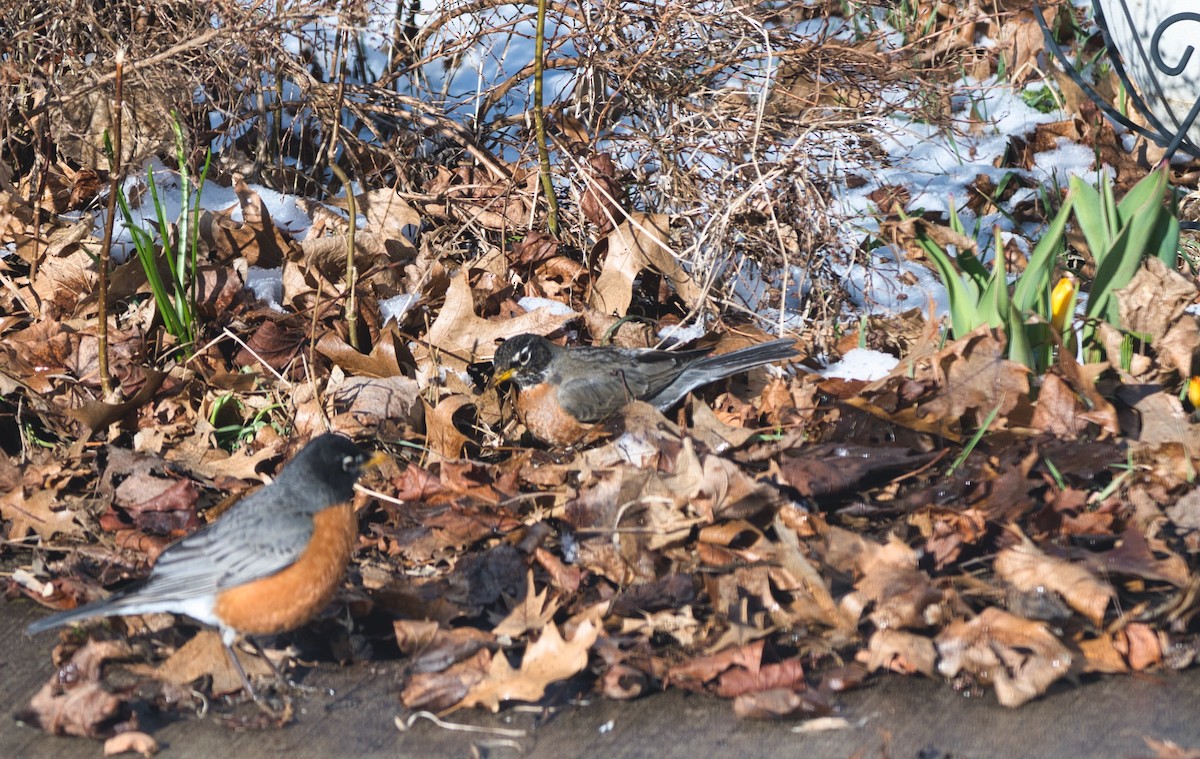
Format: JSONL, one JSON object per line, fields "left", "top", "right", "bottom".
{"left": 26, "top": 602, "right": 111, "bottom": 636}
{"left": 645, "top": 337, "right": 797, "bottom": 412}
{"left": 26, "top": 586, "right": 163, "bottom": 636}
{"left": 692, "top": 338, "right": 798, "bottom": 377}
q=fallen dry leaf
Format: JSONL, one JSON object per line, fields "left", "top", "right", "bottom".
{"left": 130, "top": 629, "right": 275, "bottom": 697}
{"left": 417, "top": 269, "right": 576, "bottom": 380}
{"left": 936, "top": 607, "right": 1072, "bottom": 707}
{"left": 17, "top": 640, "right": 138, "bottom": 738}
{"left": 994, "top": 533, "right": 1115, "bottom": 626}
{"left": 103, "top": 731, "right": 159, "bottom": 757}
{"left": 861, "top": 629, "right": 938, "bottom": 677}
{"left": 731, "top": 687, "right": 830, "bottom": 720}
{"left": 491, "top": 572, "right": 559, "bottom": 640}
{"left": 458, "top": 619, "right": 601, "bottom": 712}
{"left": 588, "top": 213, "right": 702, "bottom": 316}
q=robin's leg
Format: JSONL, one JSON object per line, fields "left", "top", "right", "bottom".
{"left": 222, "top": 639, "right": 294, "bottom": 717}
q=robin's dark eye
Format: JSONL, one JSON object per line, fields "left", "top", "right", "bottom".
{"left": 342, "top": 455, "right": 356, "bottom": 471}
{"left": 514, "top": 346, "right": 531, "bottom": 366}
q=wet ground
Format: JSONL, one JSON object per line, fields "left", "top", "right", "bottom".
{"left": 3, "top": 599, "right": 1196, "bottom": 758}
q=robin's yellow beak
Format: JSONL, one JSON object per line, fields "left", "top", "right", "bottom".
{"left": 363, "top": 451, "right": 391, "bottom": 470}
{"left": 491, "top": 367, "right": 517, "bottom": 387}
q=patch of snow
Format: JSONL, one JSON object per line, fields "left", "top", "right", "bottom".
{"left": 517, "top": 296, "right": 576, "bottom": 316}
{"left": 821, "top": 348, "right": 899, "bottom": 382}
{"left": 380, "top": 293, "right": 422, "bottom": 326}
{"left": 245, "top": 266, "right": 284, "bottom": 312}
{"left": 657, "top": 322, "right": 708, "bottom": 345}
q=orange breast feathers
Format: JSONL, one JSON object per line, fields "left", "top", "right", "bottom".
{"left": 213, "top": 503, "right": 357, "bottom": 636}
{"left": 515, "top": 382, "right": 596, "bottom": 447}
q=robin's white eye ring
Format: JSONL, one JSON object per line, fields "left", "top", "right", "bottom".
{"left": 342, "top": 454, "right": 356, "bottom": 471}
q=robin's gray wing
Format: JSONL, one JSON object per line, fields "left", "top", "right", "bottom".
{"left": 552, "top": 348, "right": 706, "bottom": 422}
{"left": 108, "top": 487, "right": 315, "bottom": 607}
{"left": 25, "top": 495, "right": 317, "bottom": 634}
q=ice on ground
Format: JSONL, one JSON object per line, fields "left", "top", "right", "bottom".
{"left": 821, "top": 348, "right": 899, "bottom": 382}
{"left": 517, "top": 296, "right": 577, "bottom": 317}
{"left": 381, "top": 293, "right": 423, "bottom": 326}
{"left": 245, "top": 266, "right": 284, "bottom": 312}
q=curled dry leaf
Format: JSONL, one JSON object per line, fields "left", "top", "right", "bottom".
{"left": 18, "top": 640, "right": 138, "bottom": 738}
{"left": 233, "top": 319, "right": 305, "bottom": 375}
{"left": 510, "top": 229, "right": 560, "bottom": 268}
{"left": 579, "top": 152, "right": 626, "bottom": 235}
{"left": 129, "top": 629, "right": 275, "bottom": 697}
{"left": 1117, "top": 258, "right": 1199, "bottom": 377}
{"left": 117, "top": 476, "right": 201, "bottom": 536}
{"left": 395, "top": 623, "right": 495, "bottom": 674}
{"left": 769, "top": 515, "right": 856, "bottom": 633}
{"left": 1142, "top": 738, "right": 1200, "bottom": 759}
{"left": 30, "top": 219, "right": 94, "bottom": 317}
{"left": 201, "top": 177, "right": 296, "bottom": 267}
{"left": 918, "top": 327, "right": 1031, "bottom": 431}
{"left": 995, "top": 8, "right": 1050, "bottom": 85}
{"left": 1029, "top": 371, "right": 1093, "bottom": 439}
{"left": 1094, "top": 525, "right": 1191, "bottom": 588}
{"left": 994, "top": 534, "right": 1115, "bottom": 626}
{"left": 326, "top": 375, "right": 423, "bottom": 436}
{"left": 1114, "top": 622, "right": 1164, "bottom": 671}
{"left": 732, "top": 687, "right": 831, "bottom": 720}
{"left": 714, "top": 658, "right": 806, "bottom": 699}
{"left": 458, "top": 619, "right": 601, "bottom": 712}
{"left": 778, "top": 443, "right": 933, "bottom": 498}
{"left": 342, "top": 188, "right": 421, "bottom": 255}
{"left": 423, "top": 394, "right": 476, "bottom": 462}
{"left": 862, "top": 629, "right": 938, "bottom": 677}
{"left": 668, "top": 640, "right": 768, "bottom": 692}
{"left": 588, "top": 213, "right": 702, "bottom": 317}
{"left": 908, "top": 505, "right": 987, "bottom": 570}
{"left": 936, "top": 607, "right": 1072, "bottom": 707}
{"left": 826, "top": 528, "right": 943, "bottom": 630}
{"left": 71, "top": 369, "right": 168, "bottom": 434}
{"left": 602, "top": 662, "right": 650, "bottom": 700}
{"left": 1076, "top": 632, "right": 1129, "bottom": 674}
{"left": 103, "top": 731, "right": 159, "bottom": 757}
{"left": 401, "top": 648, "right": 492, "bottom": 712}
{"left": 418, "top": 269, "right": 576, "bottom": 380}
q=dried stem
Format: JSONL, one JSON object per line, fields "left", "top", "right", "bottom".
{"left": 533, "top": 0, "right": 558, "bottom": 235}
{"left": 327, "top": 18, "right": 358, "bottom": 351}
{"left": 96, "top": 51, "right": 126, "bottom": 398}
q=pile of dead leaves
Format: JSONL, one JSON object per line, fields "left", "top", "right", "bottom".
{"left": 6, "top": 0, "right": 1200, "bottom": 749}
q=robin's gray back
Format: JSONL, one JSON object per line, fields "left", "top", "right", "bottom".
{"left": 550, "top": 345, "right": 710, "bottom": 422}
{"left": 552, "top": 339, "right": 796, "bottom": 421}
{"left": 141, "top": 483, "right": 318, "bottom": 598}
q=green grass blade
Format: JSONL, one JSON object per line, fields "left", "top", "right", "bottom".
{"left": 1012, "top": 191, "right": 1073, "bottom": 312}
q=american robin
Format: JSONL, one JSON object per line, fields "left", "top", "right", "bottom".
{"left": 490, "top": 333, "right": 798, "bottom": 446}
{"left": 26, "top": 433, "right": 387, "bottom": 696}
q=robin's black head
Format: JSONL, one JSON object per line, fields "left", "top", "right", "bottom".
{"left": 492, "top": 334, "right": 555, "bottom": 389}
{"left": 279, "top": 433, "right": 387, "bottom": 499}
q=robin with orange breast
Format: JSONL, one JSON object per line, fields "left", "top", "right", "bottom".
{"left": 490, "top": 333, "right": 798, "bottom": 447}
{"left": 26, "top": 433, "right": 387, "bottom": 698}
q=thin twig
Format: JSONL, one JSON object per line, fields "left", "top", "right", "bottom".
{"left": 395, "top": 712, "right": 528, "bottom": 738}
